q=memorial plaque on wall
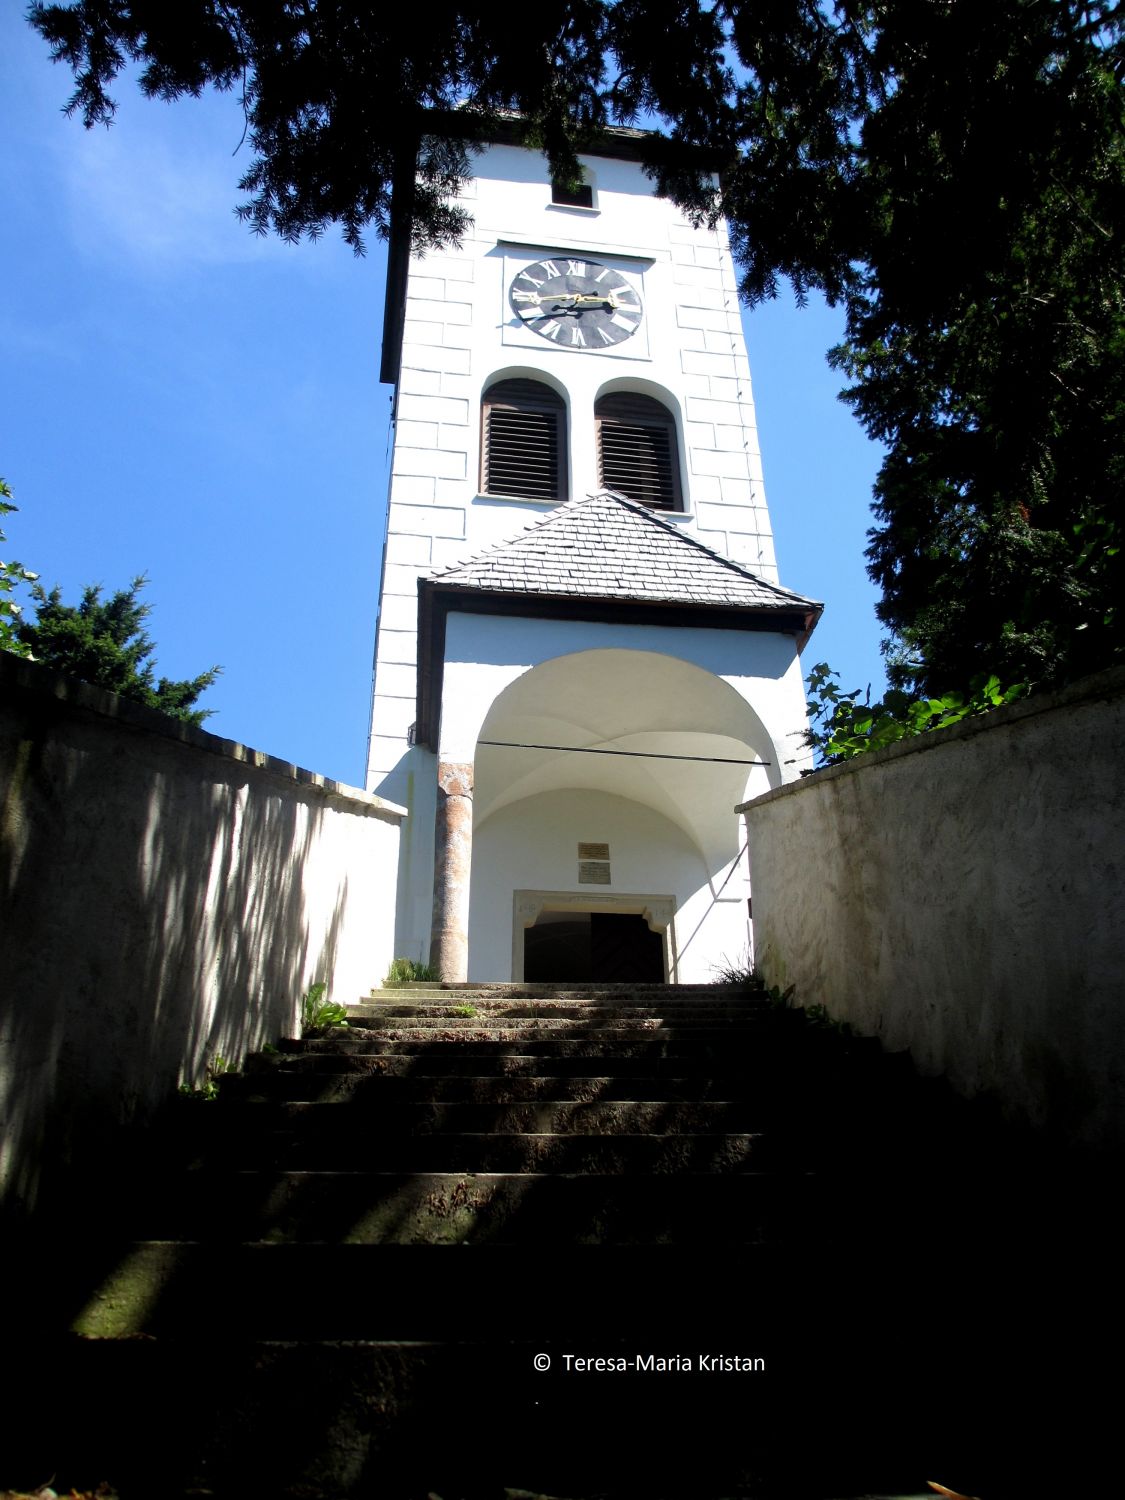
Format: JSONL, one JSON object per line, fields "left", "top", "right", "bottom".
{"left": 578, "top": 842, "right": 611, "bottom": 884}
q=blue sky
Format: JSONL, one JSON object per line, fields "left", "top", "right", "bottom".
{"left": 2, "top": 8, "right": 888, "bottom": 787}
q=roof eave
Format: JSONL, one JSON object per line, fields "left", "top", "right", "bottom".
{"left": 414, "top": 579, "right": 823, "bottom": 751}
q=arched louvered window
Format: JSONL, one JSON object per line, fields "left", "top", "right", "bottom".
{"left": 595, "top": 392, "right": 682, "bottom": 511}
{"left": 481, "top": 379, "right": 567, "bottom": 502}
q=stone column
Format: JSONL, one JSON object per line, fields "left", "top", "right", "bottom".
{"left": 429, "top": 760, "right": 474, "bottom": 981}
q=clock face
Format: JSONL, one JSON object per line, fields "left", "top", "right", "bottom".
{"left": 508, "top": 257, "right": 644, "bottom": 349}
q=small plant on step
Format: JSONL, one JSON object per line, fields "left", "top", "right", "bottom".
{"left": 450, "top": 1002, "right": 478, "bottom": 1017}
{"left": 711, "top": 952, "right": 757, "bottom": 989}
{"left": 301, "top": 981, "right": 349, "bottom": 1033}
{"left": 802, "top": 1001, "right": 855, "bottom": 1037}
{"left": 713, "top": 954, "right": 792, "bottom": 1008}
{"left": 764, "top": 982, "right": 797, "bottom": 1011}
{"left": 178, "top": 1054, "right": 232, "bottom": 1101}
{"left": 385, "top": 956, "right": 443, "bottom": 983}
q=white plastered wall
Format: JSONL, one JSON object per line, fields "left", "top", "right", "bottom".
{"left": 435, "top": 611, "right": 810, "bottom": 980}
{"left": 468, "top": 788, "right": 748, "bottom": 983}
{"left": 368, "top": 139, "right": 784, "bottom": 796}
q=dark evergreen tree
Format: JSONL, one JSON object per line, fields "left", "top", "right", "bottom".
{"left": 27, "top": 0, "right": 1125, "bottom": 694}
{"left": 829, "top": 1, "right": 1125, "bottom": 695}
{"left": 18, "top": 575, "right": 220, "bottom": 725}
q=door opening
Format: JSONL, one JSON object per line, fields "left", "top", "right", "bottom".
{"left": 523, "top": 910, "right": 664, "bottom": 983}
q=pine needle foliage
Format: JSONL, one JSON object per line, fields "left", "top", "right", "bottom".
{"left": 17, "top": 573, "right": 220, "bottom": 726}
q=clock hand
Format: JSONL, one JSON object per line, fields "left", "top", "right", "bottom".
{"left": 533, "top": 300, "right": 585, "bottom": 317}
{"left": 565, "top": 292, "right": 639, "bottom": 309}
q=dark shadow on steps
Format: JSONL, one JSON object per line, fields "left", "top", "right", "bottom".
{"left": 3, "top": 987, "right": 1119, "bottom": 1497}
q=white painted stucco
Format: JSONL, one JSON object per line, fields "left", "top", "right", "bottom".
{"left": 469, "top": 788, "right": 748, "bottom": 984}
{"left": 368, "top": 136, "right": 816, "bottom": 979}
{"left": 368, "top": 138, "right": 788, "bottom": 793}
{"left": 0, "top": 655, "right": 405, "bottom": 1220}
{"left": 443, "top": 615, "right": 801, "bottom": 979}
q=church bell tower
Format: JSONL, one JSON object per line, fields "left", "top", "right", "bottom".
{"left": 368, "top": 125, "right": 820, "bottom": 983}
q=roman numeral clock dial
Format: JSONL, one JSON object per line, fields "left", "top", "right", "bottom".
{"left": 509, "top": 258, "right": 644, "bottom": 348}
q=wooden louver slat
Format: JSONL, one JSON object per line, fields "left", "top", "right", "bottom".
{"left": 596, "top": 393, "right": 681, "bottom": 511}
{"left": 482, "top": 379, "right": 566, "bottom": 502}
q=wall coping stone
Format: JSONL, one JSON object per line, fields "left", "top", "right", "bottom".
{"left": 1, "top": 652, "right": 406, "bottom": 822}
{"left": 736, "top": 664, "right": 1125, "bottom": 814}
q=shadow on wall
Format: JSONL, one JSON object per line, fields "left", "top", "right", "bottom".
{"left": 0, "top": 656, "right": 399, "bottom": 1225}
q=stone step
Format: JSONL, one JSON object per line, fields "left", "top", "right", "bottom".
{"left": 367, "top": 981, "right": 757, "bottom": 1000}
{"left": 334, "top": 1017, "right": 782, "bottom": 1036}
{"left": 280, "top": 1028, "right": 888, "bottom": 1059}
{"left": 279, "top": 1038, "right": 798, "bottom": 1062}
{"left": 19, "top": 1240, "right": 795, "bottom": 1338}
{"left": 220, "top": 1070, "right": 880, "bottom": 1103}
{"left": 252, "top": 1048, "right": 786, "bottom": 1076}
{"left": 347, "top": 1002, "right": 773, "bottom": 1020}
{"left": 154, "top": 1131, "right": 773, "bottom": 1174}
{"left": 366, "top": 984, "right": 774, "bottom": 996}
{"left": 287, "top": 1025, "right": 885, "bottom": 1051}
{"left": 12, "top": 1212, "right": 1078, "bottom": 1339}
{"left": 116, "top": 1168, "right": 817, "bottom": 1246}
{"left": 170, "top": 1097, "right": 769, "bottom": 1134}
{"left": 170, "top": 1097, "right": 964, "bottom": 1170}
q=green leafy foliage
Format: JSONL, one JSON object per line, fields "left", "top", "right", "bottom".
{"left": 300, "top": 981, "right": 349, "bottom": 1032}
{"left": 0, "top": 479, "right": 38, "bottom": 659}
{"left": 450, "top": 1003, "right": 478, "bottom": 1017}
{"left": 764, "top": 983, "right": 797, "bottom": 1012}
{"left": 385, "top": 957, "right": 443, "bottom": 984}
{"left": 804, "top": 662, "right": 1028, "bottom": 769}
{"left": 16, "top": 572, "right": 220, "bottom": 725}
{"left": 801, "top": 1002, "right": 855, "bottom": 1038}
{"left": 178, "top": 1054, "right": 233, "bottom": 1101}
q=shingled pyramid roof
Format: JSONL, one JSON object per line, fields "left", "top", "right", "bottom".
{"left": 426, "top": 490, "right": 821, "bottom": 614}
{"left": 414, "top": 491, "right": 822, "bottom": 747}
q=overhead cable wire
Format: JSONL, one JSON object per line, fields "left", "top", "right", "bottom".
{"left": 478, "top": 739, "right": 770, "bottom": 767}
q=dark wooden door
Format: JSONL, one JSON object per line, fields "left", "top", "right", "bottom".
{"left": 590, "top": 913, "right": 664, "bottom": 982}
{"left": 523, "top": 917, "right": 591, "bottom": 982}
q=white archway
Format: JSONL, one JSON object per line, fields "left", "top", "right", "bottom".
{"left": 466, "top": 647, "right": 773, "bottom": 980}
{"left": 473, "top": 646, "right": 776, "bottom": 867}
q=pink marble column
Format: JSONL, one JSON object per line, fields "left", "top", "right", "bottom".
{"left": 429, "top": 760, "right": 474, "bottom": 981}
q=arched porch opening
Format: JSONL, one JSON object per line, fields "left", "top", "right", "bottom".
{"left": 466, "top": 647, "right": 775, "bottom": 982}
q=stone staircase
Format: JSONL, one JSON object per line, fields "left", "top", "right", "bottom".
{"left": 3, "top": 982, "right": 1104, "bottom": 1499}
{"left": 147, "top": 981, "right": 854, "bottom": 1250}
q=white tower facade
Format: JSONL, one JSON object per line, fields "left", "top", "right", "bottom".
{"left": 368, "top": 128, "right": 820, "bottom": 983}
